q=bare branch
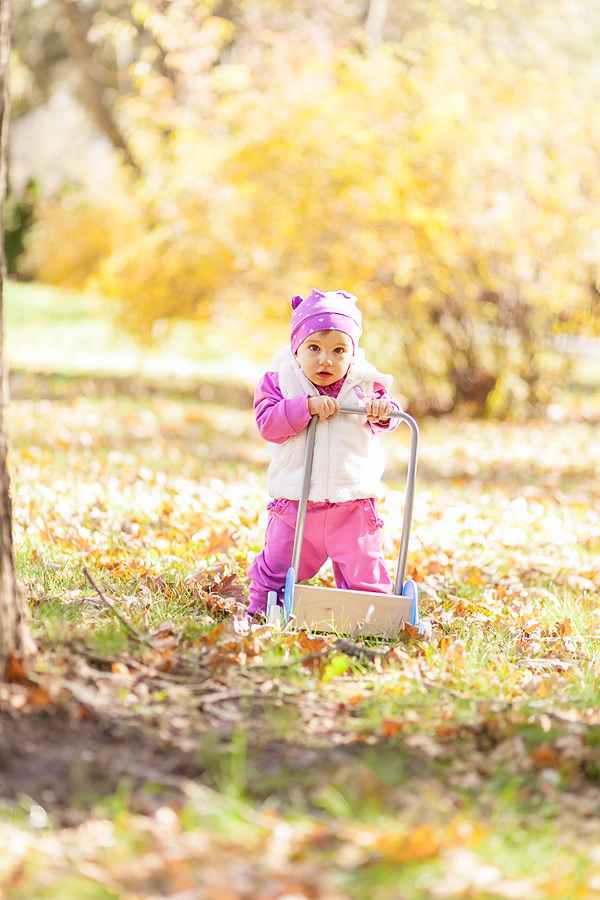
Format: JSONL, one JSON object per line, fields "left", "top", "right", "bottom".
{"left": 83, "top": 567, "right": 155, "bottom": 647}
{"left": 56, "top": 0, "right": 141, "bottom": 174}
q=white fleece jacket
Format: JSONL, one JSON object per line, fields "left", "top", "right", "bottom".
{"left": 267, "top": 347, "right": 395, "bottom": 502}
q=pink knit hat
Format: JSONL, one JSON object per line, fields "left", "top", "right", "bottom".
{"left": 290, "top": 289, "right": 362, "bottom": 354}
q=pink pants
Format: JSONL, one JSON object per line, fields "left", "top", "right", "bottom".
{"left": 247, "top": 498, "right": 392, "bottom": 614}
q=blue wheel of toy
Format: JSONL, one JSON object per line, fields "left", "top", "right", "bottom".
{"left": 402, "top": 579, "right": 419, "bottom": 626}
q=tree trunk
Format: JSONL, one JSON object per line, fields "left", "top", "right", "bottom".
{"left": 56, "top": 0, "right": 141, "bottom": 174}
{"left": 365, "top": 0, "right": 388, "bottom": 49}
{"left": 0, "top": 0, "right": 35, "bottom": 677}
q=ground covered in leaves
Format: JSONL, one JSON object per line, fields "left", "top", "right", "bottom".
{"left": 2, "top": 290, "right": 600, "bottom": 899}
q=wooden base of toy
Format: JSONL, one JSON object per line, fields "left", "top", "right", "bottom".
{"left": 291, "top": 584, "right": 416, "bottom": 638}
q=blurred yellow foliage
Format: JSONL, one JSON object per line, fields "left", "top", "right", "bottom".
{"left": 22, "top": 199, "right": 133, "bottom": 290}
{"left": 20, "top": 6, "right": 600, "bottom": 416}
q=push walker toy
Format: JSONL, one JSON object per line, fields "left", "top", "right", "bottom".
{"left": 266, "top": 405, "right": 425, "bottom": 638}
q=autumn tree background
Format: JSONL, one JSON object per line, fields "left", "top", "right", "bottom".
{"left": 7, "top": 0, "right": 600, "bottom": 417}
{"left": 3, "top": 4, "right": 600, "bottom": 896}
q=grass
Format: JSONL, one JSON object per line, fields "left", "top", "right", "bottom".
{"left": 3, "top": 279, "right": 269, "bottom": 385}
{"left": 2, "top": 281, "right": 600, "bottom": 898}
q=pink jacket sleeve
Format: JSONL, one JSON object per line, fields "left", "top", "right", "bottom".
{"left": 368, "top": 382, "right": 401, "bottom": 433}
{"left": 254, "top": 372, "right": 312, "bottom": 444}
{"left": 254, "top": 372, "right": 401, "bottom": 441}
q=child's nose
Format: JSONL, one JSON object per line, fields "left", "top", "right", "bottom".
{"left": 319, "top": 350, "right": 332, "bottom": 364}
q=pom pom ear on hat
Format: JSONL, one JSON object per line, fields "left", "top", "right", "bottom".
{"left": 289, "top": 288, "right": 362, "bottom": 354}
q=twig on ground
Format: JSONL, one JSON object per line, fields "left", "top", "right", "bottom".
{"left": 421, "top": 678, "right": 596, "bottom": 730}
{"left": 68, "top": 640, "right": 183, "bottom": 683}
{"left": 83, "top": 567, "right": 156, "bottom": 648}
{"left": 271, "top": 650, "right": 330, "bottom": 670}
{"left": 522, "top": 700, "right": 597, "bottom": 729}
{"left": 195, "top": 689, "right": 283, "bottom": 705}
{"left": 265, "top": 637, "right": 389, "bottom": 670}
{"left": 333, "top": 638, "right": 391, "bottom": 663}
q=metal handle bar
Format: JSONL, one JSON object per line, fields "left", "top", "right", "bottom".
{"left": 289, "top": 406, "right": 419, "bottom": 595}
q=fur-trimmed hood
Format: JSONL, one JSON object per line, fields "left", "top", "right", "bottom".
{"left": 271, "top": 346, "right": 392, "bottom": 400}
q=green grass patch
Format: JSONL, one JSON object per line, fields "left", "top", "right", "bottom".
{"left": 4, "top": 279, "right": 267, "bottom": 386}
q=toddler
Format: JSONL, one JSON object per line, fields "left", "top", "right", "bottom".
{"left": 246, "top": 288, "right": 400, "bottom": 617}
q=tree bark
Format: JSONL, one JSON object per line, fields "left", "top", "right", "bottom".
{"left": 0, "top": 0, "right": 36, "bottom": 677}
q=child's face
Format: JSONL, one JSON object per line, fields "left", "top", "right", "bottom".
{"left": 295, "top": 330, "right": 353, "bottom": 386}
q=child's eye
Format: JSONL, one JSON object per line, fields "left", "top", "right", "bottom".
{"left": 308, "top": 344, "right": 320, "bottom": 351}
{"left": 334, "top": 347, "right": 347, "bottom": 354}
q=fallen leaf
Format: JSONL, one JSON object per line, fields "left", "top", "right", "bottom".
{"left": 381, "top": 718, "right": 404, "bottom": 737}
{"left": 531, "top": 744, "right": 564, "bottom": 770}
